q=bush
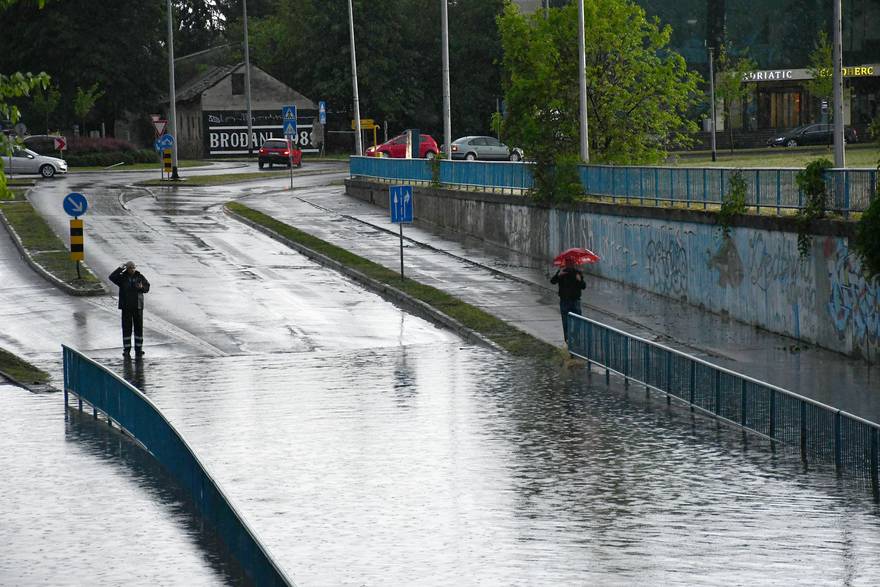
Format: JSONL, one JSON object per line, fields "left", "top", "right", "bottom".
{"left": 795, "top": 158, "right": 833, "bottom": 257}
{"left": 718, "top": 170, "right": 748, "bottom": 236}
{"left": 853, "top": 180, "right": 880, "bottom": 280}
{"left": 67, "top": 136, "right": 140, "bottom": 153}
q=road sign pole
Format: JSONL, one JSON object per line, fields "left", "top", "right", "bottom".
{"left": 288, "top": 137, "right": 294, "bottom": 190}
{"left": 399, "top": 224, "right": 404, "bottom": 279}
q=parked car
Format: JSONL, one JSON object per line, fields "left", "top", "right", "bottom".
{"left": 22, "top": 134, "right": 65, "bottom": 155}
{"left": 1, "top": 146, "right": 67, "bottom": 177}
{"left": 767, "top": 124, "right": 859, "bottom": 147}
{"left": 448, "top": 136, "right": 523, "bottom": 161}
{"left": 258, "top": 138, "right": 302, "bottom": 169}
{"left": 365, "top": 133, "right": 439, "bottom": 159}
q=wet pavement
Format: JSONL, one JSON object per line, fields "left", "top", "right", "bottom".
{"left": 3, "top": 163, "right": 880, "bottom": 584}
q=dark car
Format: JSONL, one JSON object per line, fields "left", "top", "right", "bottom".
{"left": 365, "top": 133, "right": 439, "bottom": 159}
{"left": 22, "top": 135, "right": 65, "bottom": 155}
{"left": 767, "top": 124, "right": 858, "bottom": 147}
{"left": 258, "top": 138, "right": 303, "bottom": 169}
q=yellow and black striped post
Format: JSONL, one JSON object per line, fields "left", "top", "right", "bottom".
{"left": 70, "top": 218, "right": 84, "bottom": 278}
{"left": 163, "top": 149, "right": 172, "bottom": 178}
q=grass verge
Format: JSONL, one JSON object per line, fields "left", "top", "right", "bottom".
{"left": 0, "top": 347, "right": 49, "bottom": 385}
{"left": 137, "top": 170, "right": 290, "bottom": 187}
{"left": 0, "top": 201, "right": 102, "bottom": 289}
{"left": 227, "top": 201, "right": 559, "bottom": 359}
{"left": 69, "top": 159, "right": 205, "bottom": 172}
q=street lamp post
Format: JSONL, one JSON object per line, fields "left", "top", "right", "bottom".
{"left": 708, "top": 46, "right": 717, "bottom": 163}
{"left": 166, "top": 0, "right": 180, "bottom": 179}
{"left": 348, "top": 0, "right": 362, "bottom": 156}
{"left": 577, "top": 0, "right": 589, "bottom": 163}
{"left": 441, "top": 0, "right": 451, "bottom": 158}
{"left": 243, "top": 0, "right": 254, "bottom": 157}
{"left": 832, "top": 0, "right": 845, "bottom": 167}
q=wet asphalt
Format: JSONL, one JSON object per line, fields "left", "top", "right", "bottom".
{"left": 2, "top": 161, "right": 880, "bottom": 585}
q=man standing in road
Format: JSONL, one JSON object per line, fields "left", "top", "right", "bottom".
{"left": 550, "top": 259, "right": 586, "bottom": 346}
{"left": 109, "top": 261, "right": 150, "bottom": 357}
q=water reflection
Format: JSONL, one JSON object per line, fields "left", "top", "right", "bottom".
{"left": 122, "top": 355, "right": 147, "bottom": 392}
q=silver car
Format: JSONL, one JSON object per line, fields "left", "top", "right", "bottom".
{"left": 1, "top": 146, "right": 68, "bottom": 178}
{"left": 449, "top": 136, "right": 523, "bottom": 161}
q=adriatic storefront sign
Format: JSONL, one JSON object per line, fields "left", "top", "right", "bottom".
{"left": 743, "top": 65, "right": 879, "bottom": 82}
{"left": 204, "top": 110, "right": 317, "bottom": 156}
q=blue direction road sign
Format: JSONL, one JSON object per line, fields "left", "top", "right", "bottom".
{"left": 390, "top": 185, "right": 413, "bottom": 223}
{"left": 282, "top": 105, "right": 297, "bottom": 137}
{"left": 63, "top": 192, "right": 88, "bottom": 218}
{"left": 318, "top": 101, "right": 327, "bottom": 125}
{"left": 156, "top": 133, "right": 175, "bottom": 150}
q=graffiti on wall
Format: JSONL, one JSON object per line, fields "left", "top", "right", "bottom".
{"left": 827, "top": 246, "right": 880, "bottom": 346}
{"left": 745, "top": 233, "right": 813, "bottom": 294}
{"left": 645, "top": 236, "right": 688, "bottom": 296}
{"left": 707, "top": 235, "right": 744, "bottom": 288}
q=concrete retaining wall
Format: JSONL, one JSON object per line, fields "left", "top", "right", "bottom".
{"left": 347, "top": 179, "right": 880, "bottom": 362}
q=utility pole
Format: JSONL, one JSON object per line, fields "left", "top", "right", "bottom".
{"left": 166, "top": 0, "right": 180, "bottom": 179}
{"left": 577, "top": 0, "right": 589, "bottom": 162}
{"left": 832, "top": 0, "right": 845, "bottom": 167}
{"left": 441, "top": 0, "right": 451, "bottom": 158}
{"left": 708, "top": 46, "right": 718, "bottom": 162}
{"left": 348, "top": 0, "right": 363, "bottom": 156}
{"left": 243, "top": 0, "right": 254, "bottom": 157}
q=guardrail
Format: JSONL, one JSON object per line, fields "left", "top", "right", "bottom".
{"left": 349, "top": 156, "right": 877, "bottom": 215}
{"left": 566, "top": 315, "right": 880, "bottom": 486}
{"left": 62, "top": 346, "right": 294, "bottom": 587}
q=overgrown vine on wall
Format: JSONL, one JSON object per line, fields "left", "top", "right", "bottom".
{"left": 717, "top": 170, "right": 748, "bottom": 237}
{"left": 795, "top": 158, "right": 833, "bottom": 258}
{"left": 430, "top": 153, "right": 442, "bottom": 188}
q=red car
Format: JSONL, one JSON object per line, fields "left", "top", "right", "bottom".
{"left": 258, "top": 138, "right": 302, "bottom": 169}
{"left": 365, "top": 133, "right": 439, "bottom": 159}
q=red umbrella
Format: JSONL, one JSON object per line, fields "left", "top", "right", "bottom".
{"left": 553, "top": 247, "right": 600, "bottom": 267}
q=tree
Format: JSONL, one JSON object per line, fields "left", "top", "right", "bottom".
{"left": 497, "top": 2, "right": 700, "bottom": 201}
{"left": 714, "top": 43, "right": 756, "bottom": 152}
{"left": 30, "top": 84, "right": 60, "bottom": 134}
{"left": 806, "top": 31, "right": 832, "bottom": 122}
{"left": 73, "top": 83, "right": 105, "bottom": 135}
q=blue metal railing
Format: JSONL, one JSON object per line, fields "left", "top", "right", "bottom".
{"left": 349, "top": 156, "right": 877, "bottom": 215}
{"left": 565, "top": 315, "right": 880, "bottom": 483}
{"left": 62, "top": 346, "right": 294, "bottom": 587}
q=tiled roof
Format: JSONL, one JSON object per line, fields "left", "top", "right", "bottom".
{"left": 160, "top": 63, "right": 241, "bottom": 104}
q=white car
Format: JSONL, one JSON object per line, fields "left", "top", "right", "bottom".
{"left": 1, "top": 146, "right": 68, "bottom": 178}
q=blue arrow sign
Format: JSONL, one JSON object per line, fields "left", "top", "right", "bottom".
{"left": 156, "top": 133, "right": 175, "bottom": 150}
{"left": 282, "top": 105, "right": 297, "bottom": 137}
{"left": 390, "top": 185, "right": 413, "bottom": 224}
{"left": 63, "top": 192, "right": 88, "bottom": 218}
{"left": 318, "top": 101, "right": 327, "bottom": 125}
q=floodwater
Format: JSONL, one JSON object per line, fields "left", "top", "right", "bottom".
{"left": 59, "top": 342, "right": 880, "bottom": 585}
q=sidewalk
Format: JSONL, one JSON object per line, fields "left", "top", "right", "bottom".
{"left": 242, "top": 184, "right": 880, "bottom": 422}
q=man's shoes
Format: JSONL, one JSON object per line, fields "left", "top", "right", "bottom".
{"left": 135, "top": 348, "right": 145, "bottom": 356}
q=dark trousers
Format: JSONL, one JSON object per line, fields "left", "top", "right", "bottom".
{"left": 121, "top": 309, "right": 144, "bottom": 351}
{"left": 559, "top": 299, "right": 582, "bottom": 345}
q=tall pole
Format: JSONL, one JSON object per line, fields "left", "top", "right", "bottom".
{"left": 243, "top": 0, "right": 254, "bottom": 157}
{"left": 544, "top": 0, "right": 549, "bottom": 19}
{"left": 166, "top": 0, "right": 180, "bottom": 179}
{"left": 441, "top": 0, "right": 452, "bottom": 157}
{"left": 577, "top": 0, "right": 589, "bottom": 163}
{"left": 347, "top": 0, "right": 363, "bottom": 156}
{"left": 832, "top": 0, "right": 845, "bottom": 168}
{"left": 708, "top": 47, "right": 717, "bottom": 162}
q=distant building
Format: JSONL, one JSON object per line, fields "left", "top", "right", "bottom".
{"left": 161, "top": 63, "right": 317, "bottom": 158}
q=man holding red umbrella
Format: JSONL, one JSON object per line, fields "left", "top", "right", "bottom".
{"left": 550, "top": 248, "right": 599, "bottom": 345}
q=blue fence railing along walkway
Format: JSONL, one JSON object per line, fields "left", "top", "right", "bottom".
{"left": 349, "top": 156, "right": 877, "bottom": 215}
{"left": 62, "top": 345, "right": 295, "bottom": 587}
{"left": 566, "top": 315, "right": 880, "bottom": 490}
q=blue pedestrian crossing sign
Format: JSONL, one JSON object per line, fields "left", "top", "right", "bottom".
{"left": 390, "top": 185, "right": 413, "bottom": 223}
{"left": 282, "top": 105, "right": 297, "bottom": 137}
{"left": 318, "top": 101, "right": 327, "bottom": 124}
{"left": 63, "top": 192, "right": 88, "bottom": 218}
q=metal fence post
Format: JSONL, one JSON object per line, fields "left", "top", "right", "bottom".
{"left": 844, "top": 171, "right": 850, "bottom": 219}
{"left": 714, "top": 369, "right": 721, "bottom": 416}
{"left": 686, "top": 168, "right": 691, "bottom": 208}
{"left": 769, "top": 389, "right": 776, "bottom": 440}
{"left": 604, "top": 328, "right": 610, "bottom": 385}
{"left": 586, "top": 320, "right": 592, "bottom": 373}
{"left": 741, "top": 378, "right": 747, "bottom": 427}
{"left": 623, "top": 337, "right": 629, "bottom": 387}
{"left": 702, "top": 168, "right": 707, "bottom": 208}
{"left": 689, "top": 360, "right": 696, "bottom": 411}
{"left": 776, "top": 170, "right": 781, "bottom": 216}
{"left": 871, "top": 427, "right": 878, "bottom": 492}
{"left": 644, "top": 344, "right": 650, "bottom": 392}
{"left": 834, "top": 411, "right": 842, "bottom": 473}
{"left": 654, "top": 168, "right": 659, "bottom": 207}
{"left": 639, "top": 167, "right": 644, "bottom": 205}
{"left": 755, "top": 170, "right": 761, "bottom": 215}
{"left": 665, "top": 350, "right": 672, "bottom": 397}
{"left": 800, "top": 402, "right": 808, "bottom": 463}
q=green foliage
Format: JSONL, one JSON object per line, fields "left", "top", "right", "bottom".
{"left": 853, "top": 185, "right": 880, "bottom": 280}
{"left": 31, "top": 84, "right": 60, "bottom": 134}
{"left": 497, "top": 0, "right": 699, "bottom": 205}
{"left": 64, "top": 149, "right": 156, "bottom": 167}
{"left": 714, "top": 43, "right": 757, "bottom": 152}
{"left": 717, "top": 170, "right": 748, "bottom": 236}
{"left": 795, "top": 158, "right": 833, "bottom": 257}
{"left": 73, "top": 82, "right": 104, "bottom": 130}
{"left": 806, "top": 31, "right": 833, "bottom": 102}
{"left": 429, "top": 152, "right": 442, "bottom": 188}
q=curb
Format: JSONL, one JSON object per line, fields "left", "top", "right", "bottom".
{"left": 0, "top": 202, "right": 108, "bottom": 297}
{"left": 224, "top": 205, "right": 505, "bottom": 353}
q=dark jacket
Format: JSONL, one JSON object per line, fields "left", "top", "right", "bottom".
{"left": 550, "top": 268, "right": 586, "bottom": 301}
{"left": 109, "top": 267, "right": 150, "bottom": 311}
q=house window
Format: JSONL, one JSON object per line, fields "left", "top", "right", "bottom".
{"left": 231, "top": 73, "right": 244, "bottom": 95}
